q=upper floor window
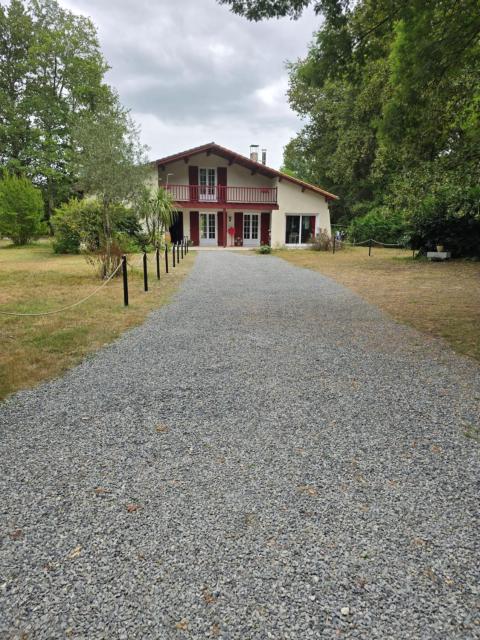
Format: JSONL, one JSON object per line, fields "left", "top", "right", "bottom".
{"left": 199, "top": 168, "right": 216, "bottom": 201}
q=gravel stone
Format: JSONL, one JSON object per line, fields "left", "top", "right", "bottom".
{"left": 0, "top": 251, "right": 479, "bottom": 639}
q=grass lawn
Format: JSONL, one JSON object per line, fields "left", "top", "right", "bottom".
{"left": 0, "top": 240, "right": 195, "bottom": 400}
{"left": 275, "top": 246, "right": 480, "bottom": 362}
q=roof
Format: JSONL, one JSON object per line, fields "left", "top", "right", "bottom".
{"left": 152, "top": 142, "right": 338, "bottom": 201}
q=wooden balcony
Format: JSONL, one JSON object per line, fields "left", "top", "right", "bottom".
{"left": 165, "top": 184, "right": 278, "bottom": 208}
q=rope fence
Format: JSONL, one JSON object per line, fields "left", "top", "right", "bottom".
{"left": 332, "top": 236, "right": 408, "bottom": 256}
{"left": 0, "top": 238, "right": 190, "bottom": 318}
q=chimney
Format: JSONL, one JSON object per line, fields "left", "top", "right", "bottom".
{"left": 261, "top": 148, "right": 267, "bottom": 165}
{"left": 250, "top": 144, "right": 259, "bottom": 162}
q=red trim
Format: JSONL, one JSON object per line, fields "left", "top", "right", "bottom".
{"left": 173, "top": 201, "right": 278, "bottom": 211}
{"left": 234, "top": 212, "right": 243, "bottom": 247}
{"left": 217, "top": 167, "right": 227, "bottom": 204}
{"left": 217, "top": 211, "right": 225, "bottom": 247}
{"left": 153, "top": 142, "right": 338, "bottom": 201}
{"left": 261, "top": 212, "right": 270, "bottom": 245}
{"left": 190, "top": 211, "right": 199, "bottom": 246}
{"left": 166, "top": 184, "right": 277, "bottom": 205}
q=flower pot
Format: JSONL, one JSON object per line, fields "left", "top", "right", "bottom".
{"left": 436, "top": 244, "right": 444, "bottom": 252}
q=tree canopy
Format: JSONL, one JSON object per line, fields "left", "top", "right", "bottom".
{"left": 220, "top": 0, "right": 480, "bottom": 253}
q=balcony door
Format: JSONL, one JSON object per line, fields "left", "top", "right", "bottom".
{"left": 199, "top": 168, "right": 216, "bottom": 201}
{"left": 200, "top": 212, "right": 217, "bottom": 245}
{"left": 243, "top": 213, "right": 260, "bottom": 246}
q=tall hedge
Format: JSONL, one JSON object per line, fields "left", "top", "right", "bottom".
{"left": 0, "top": 175, "right": 45, "bottom": 245}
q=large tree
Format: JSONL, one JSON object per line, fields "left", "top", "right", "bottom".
{"left": 220, "top": 0, "right": 480, "bottom": 244}
{"left": 72, "top": 96, "right": 149, "bottom": 275}
{"left": 0, "top": 0, "right": 113, "bottom": 223}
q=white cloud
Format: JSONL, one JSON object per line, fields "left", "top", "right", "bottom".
{"left": 57, "top": 0, "right": 320, "bottom": 168}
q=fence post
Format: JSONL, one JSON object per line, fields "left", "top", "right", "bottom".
{"left": 165, "top": 245, "right": 169, "bottom": 274}
{"left": 143, "top": 251, "right": 148, "bottom": 291}
{"left": 181, "top": 239, "right": 184, "bottom": 259}
{"left": 177, "top": 242, "right": 180, "bottom": 262}
{"left": 122, "top": 255, "right": 129, "bottom": 307}
{"left": 172, "top": 243, "right": 176, "bottom": 268}
{"left": 156, "top": 245, "right": 160, "bottom": 280}
{"left": 369, "top": 239, "right": 372, "bottom": 257}
{"left": 186, "top": 237, "right": 189, "bottom": 254}
{"left": 333, "top": 236, "right": 336, "bottom": 254}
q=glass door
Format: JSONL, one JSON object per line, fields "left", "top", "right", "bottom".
{"left": 243, "top": 213, "right": 260, "bottom": 246}
{"left": 200, "top": 213, "right": 217, "bottom": 245}
{"left": 199, "top": 168, "right": 216, "bottom": 201}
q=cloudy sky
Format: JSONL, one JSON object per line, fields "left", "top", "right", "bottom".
{"left": 59, "top": 0, "right": 319, "bottom": 168}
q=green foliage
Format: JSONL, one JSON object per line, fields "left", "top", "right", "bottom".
{"left": 348, "top": 208, "right": 408, "bottom": 244}
{"left": 0, "top": 173, "right": 44, "bottom": 244}
{"left": 0, "top": 0, "right": 117, "bottom": 220}
{"left": 135, "top": 185, "right": 177, "bottom": 246}
{"left": 408, "top": 185, "right": 480, "bottom": 258}
{"left": 257, "top": 243, "right": 272, "bottom": 254}
{"left": 52, "top": 197, "right": 145, "bottom": 255}
{"left": 229, "top": 0, "right": 480, "bottom": 256}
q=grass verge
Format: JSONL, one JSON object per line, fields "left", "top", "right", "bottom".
{"left": 0, "top": 240, "right": 195, "bottom": 400}
{"left": 275, "top": 246, "right": 480, "bottom": 362}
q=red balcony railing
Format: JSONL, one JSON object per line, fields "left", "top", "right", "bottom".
{"left": 165, "top": 184, "right": 277, "bottom": 205}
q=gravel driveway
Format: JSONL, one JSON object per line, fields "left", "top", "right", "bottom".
{"left": 1, "top": 251, "right": 479, "bottom": 639}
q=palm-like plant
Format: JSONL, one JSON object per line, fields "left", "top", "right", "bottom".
{"left": 137, "top": 186, "right": 177, "bottom": 246}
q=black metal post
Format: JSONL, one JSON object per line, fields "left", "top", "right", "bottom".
{"left": 177, "top": 242, "right": 180, "bottom": 262}
{"left": 122, "top": 255, "right": 129, "bottom": 307}
{"left": 333, "top": 236, "right": 336, "bottom": 254}
{"left": 181, "top": 239, "right": 184, "bottom": 259}
{"left": 186, "top": 237, "right": 188, "bottom": 254}
{"left": 143, "top": 252, "right": 148, "bottom": 291}
{"left": 156, "top": 246, "right": 160, "bottom": 280}
{"left": 172, "top": 243, "right": 176, "bottom": 267}
{"left": 369, "top": 239, "right": 372, "bottom": 257}
{"left": 165, "top": 245, "right": 169, "bottom": 274}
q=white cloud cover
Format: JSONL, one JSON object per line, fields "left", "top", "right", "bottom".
{"left": 59, "top": 0, "right": 319, "bottom": 167}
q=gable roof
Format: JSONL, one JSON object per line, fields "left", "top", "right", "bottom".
{"left": 152, "top": 142, "right": 338, "bottom": 201}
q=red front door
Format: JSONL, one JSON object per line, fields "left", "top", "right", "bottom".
{"left": 234, "top": 212, "right": 243, "bottom": 246}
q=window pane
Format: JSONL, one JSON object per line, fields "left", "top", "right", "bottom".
{"left": 285, "top": 216, "right": 300, "bottom": 244}
{"left": 200, "top": 214, "right": 207, "bottom": 238}
{"left": 208, "top": 214, "right": 215, "bottom": 238}
{"left": 244, "top": 214, "right": 251, "bottom": 239}
{"left": 251, "top": 215, "right": 259, "bottom": 239}
{"left": 301, "top": 216, "right": 311, "bottom": 243}
{"left": 199, "top": 169, "right": 206, "bottom": 186}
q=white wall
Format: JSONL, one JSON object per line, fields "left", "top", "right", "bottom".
{"left": 156, "top": 154, "right": 275, "bottom": 189}
{"left": 271, "top": 179, "right": 332, "bottom": 247}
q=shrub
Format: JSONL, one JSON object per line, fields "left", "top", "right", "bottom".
{"left": 52, "top": 199, "right": 145, "bottom": 254}
{"left": 348, "top": 207, "right": 408, "bottom": 244}
{"left": 52, "top": 198, "right": 103, "bottom": 253}
{"left": 408, "top": 185, "right": 480, "bottom": 257}
{"left": 0, "top": 175, "right": 45, "bottom": 245}
{"left": 257, "top": 243, "right": 272, "bottom": 254}
{"left": 309, "top": 230, "right": 333, "bottom": 251}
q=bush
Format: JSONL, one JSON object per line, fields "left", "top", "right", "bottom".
{"left": 347, "top": 207, "right": 408, "bottom": 244}
{"left": 52, "top": 199, "right": 145, "bottom": 254}
{"left": 52, "top": 198, "right": 103, "bottom": 253}
{"left": 0, "top": 175, "right": 45, "bottom": 244}
{"left": 257, "top": 243, "right": 272, "bottom": 254}
{"left": 409, "top": 185, "right": 480, "bottom": 257}
{"left": 309, "top": 230, "right": 333, "bottom": 251}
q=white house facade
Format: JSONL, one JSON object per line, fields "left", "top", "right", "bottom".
{"left": 148, "top": 143, "right": 337, "bottom": 248}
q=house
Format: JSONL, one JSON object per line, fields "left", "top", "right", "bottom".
{"left": 148, "top": 142, "right": 337, "bottom": 248}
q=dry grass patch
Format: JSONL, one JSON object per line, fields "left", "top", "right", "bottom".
{"left": 276, "top": 247, "right": 480, "bottom": 361}
{"left": 0, "top": 240, "right": 195, "bottom": 400}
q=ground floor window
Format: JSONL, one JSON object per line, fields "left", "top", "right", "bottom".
{"left": 285, "top": 215, "right": 316, "bottom": 244}
{"left": 200, "top": 213, "right": 216, "bottom": 240}
{"left": 243, "top": 213, "right": 259, "bottom": 241}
